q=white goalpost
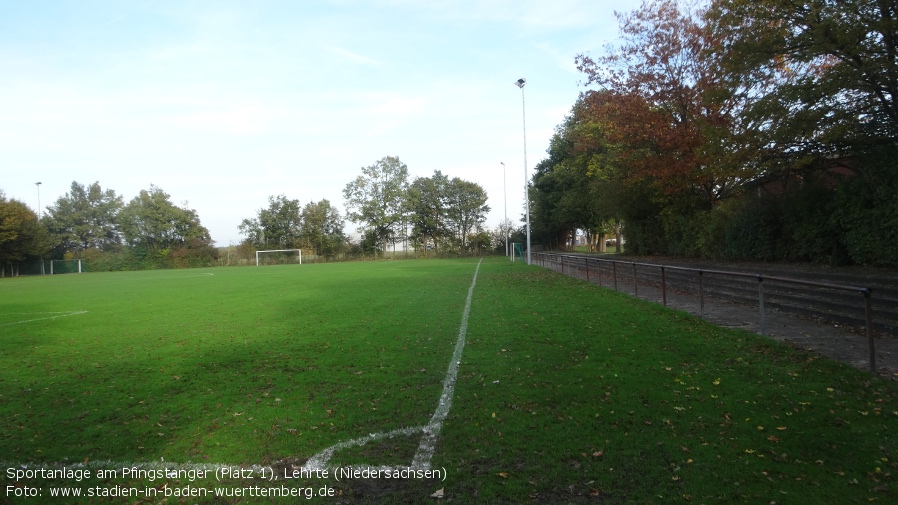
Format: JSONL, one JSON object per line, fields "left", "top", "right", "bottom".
{"left": 49, "top": 259, "right": 83, "bottom": 274}
{"left": 255, "top": 249, "right": 302, "bottom": 266}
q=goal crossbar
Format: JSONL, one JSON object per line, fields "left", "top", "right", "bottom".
{"left": 49, "top": 259, "right": 83, "bottom": 274}
{"left": 255, "top": 249, "right": 302, "bottom": 266}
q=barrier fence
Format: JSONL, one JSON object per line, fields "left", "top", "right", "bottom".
{"left": 533, "top": 252, "right": 878, "bottom": 372}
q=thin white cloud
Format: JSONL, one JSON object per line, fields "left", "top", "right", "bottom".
{"left": 535, "top": 42, "right": 580, "bottom": 75}
{"left": 327, "top": 45, "right": 382, "bottom": 66}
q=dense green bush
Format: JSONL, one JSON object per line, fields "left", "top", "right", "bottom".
{"left": 620, "top": 159, "right": 898, "bottom": 267}
{"left": 722, "top": 200, "right": 781, "bottom": 261}
{"left": 69, "top": 242, "right": 220, "bottom": 272}
{"left": 831, "top": 162, "right": 898, "bottom": 266}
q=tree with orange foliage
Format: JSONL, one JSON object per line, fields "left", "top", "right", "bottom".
{"left": 576, "top": 0, "right": 753, "bottom": 209}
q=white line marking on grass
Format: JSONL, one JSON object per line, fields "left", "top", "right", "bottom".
{"left": 118, "top": 272, "right": 215, "bottom": 281}
{"left": 301, "top": 426, "right": 426, "bottom": 470}
{"left": 409, "top": 258, "right": 481, "bottom": 470}
{"left": 0, "top": 311, "right": 88, "bottom": 327}
{"left": 304, "top": 258, "right": 482, "bottom": 472}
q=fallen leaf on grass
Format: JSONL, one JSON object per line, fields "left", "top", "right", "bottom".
{"left": 430, "top": 488, "right": 444, "bottom": 499}
{"left": 498, "top": 472, "right": 509, "bottom": 478}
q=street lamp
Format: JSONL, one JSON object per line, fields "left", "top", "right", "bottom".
{"left": 35, "top": 182, "right": 42, "bottom": 218}
{"left": 500, "top": 162, "right": 508, "bottom": 258}
{"left": 514, "top": 78, "right": 531, "bottom": 265}
{"left": 35, "top": 182, "right": 44, "bottom": 274}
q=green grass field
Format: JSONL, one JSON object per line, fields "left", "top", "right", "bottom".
{"left": 1, "top": 258, "right": 897, "bottom": 504}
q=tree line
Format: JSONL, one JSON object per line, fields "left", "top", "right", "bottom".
{"left": 237, "top": 156, "right": 493, "bottom": 260}
{"left": 531, "top": 0, "right": 898, "bottom": 266}
{"left": 342, "top": 156, "right": 491, "bottom": 257}
{"left": 1, "top": 183, "right": 215, "bottom": 275}
{"left": 1, "top": 156, "right": 496, "bottom": 274}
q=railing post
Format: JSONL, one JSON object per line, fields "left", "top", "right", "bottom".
{"left": 865, "top": 289, "right": 875, "bottom": 372}
{"left": 613, "top": 262, "right": 618, "bottom": 291}
{"left": 661, "top": 266, "right": 667, "bottom": 307}
{"left": 758, "top": 276, "right": 766, "bottom": 336}
{"left": 586, "top": 257, "right": 590, "bottom": 282}
{"left": 561, "top": 255, "right": 565, "bottom": 275}
{"left": 632, "top": 262, "right": 638, "bottom": 297}
{"left": 699, "top": 270, "right": 705, "bottom": 318}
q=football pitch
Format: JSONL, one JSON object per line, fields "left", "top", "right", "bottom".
{"left": 1, "top": 258, "right": 897, "bottom": 504}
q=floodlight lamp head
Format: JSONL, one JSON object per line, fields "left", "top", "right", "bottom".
{"left": 514, "top": 78, "right": 526, "bottom": 88}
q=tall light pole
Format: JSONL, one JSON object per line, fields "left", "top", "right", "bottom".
{"left": 500, "top": 162, "right": 508, "bottom": 258}
{"left": 35, "top": 182, "right": 44, "bottom": 274}
{"left": 514, "top": 78, "right": 531, "bottom": 265}
{"left": 35, "top": 182, "right": 42, "bottom": 218}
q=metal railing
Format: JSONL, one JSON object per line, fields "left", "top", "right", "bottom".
{"left": 534, "top": 252, "right": 877, "bottom": 372}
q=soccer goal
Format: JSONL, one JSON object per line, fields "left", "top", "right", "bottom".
{"left": 49, "top": 259, "right": 83, "bottom": 274}
{"left": 511, "top": 243, "right": 524, "bottom": 262}
{"left": 255, "top": 249, "right": 302, "bottom": 266}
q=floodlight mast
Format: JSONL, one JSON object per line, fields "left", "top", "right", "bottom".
{"left": 35, "top": 182, "right": 42, "bottom": 218}
{"left": 501, "top": 161, "right": 508, "bottom": 258}
{"left": 514, "top": 78, "right": 531, "bottom": 265}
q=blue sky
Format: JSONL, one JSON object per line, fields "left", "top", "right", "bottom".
{"left": 1, "top": 0, "right": 640, "bottom": 246}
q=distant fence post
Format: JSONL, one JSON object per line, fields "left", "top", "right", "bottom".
{"left": 758, "top": 276, "right": 766, "bottom": 336}
{"left": 699, "top": 270, "right": 705, "bottom": 318}
{"left": 632, "top": 262, "right": 638, "bottom": 297}
{"left": 661, "top": 266, "right": 667, "bottom": 306}
{"left": 865, "top": 289, "right": 875, "bottom": 372}
{"left": 613, "top": 262, "right": 618, "bottom": 291}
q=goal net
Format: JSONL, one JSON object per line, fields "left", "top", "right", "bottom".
{"left": 512, "top": 243, "right": 524, "bottom": 262}
{"left": 49, "top": 259, "right": 84, "bottom": 274}
{"left": 255, "top": 249, "right": 302, "bottom": 266}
